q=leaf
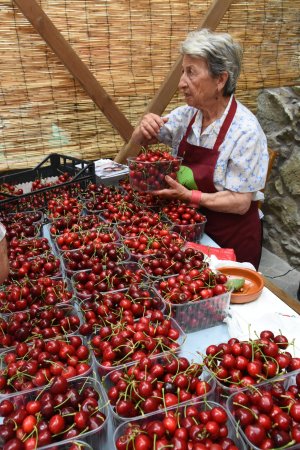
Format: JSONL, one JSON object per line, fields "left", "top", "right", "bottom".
{"left": 226, "top": 277, "right": 245, "bottom": 292}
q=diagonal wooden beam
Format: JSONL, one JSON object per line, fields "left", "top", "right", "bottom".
{"left": 13, "top": 0, "right": 134, "bottom": 143}
{"left": 115, "top": 0, "right": 235, "bottom": 163}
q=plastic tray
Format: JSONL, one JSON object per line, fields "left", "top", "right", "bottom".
{"left": 91, "top": 316, "right": 186, "bottom": 377}
{"left": 113, "top": 400, "right": 247, "bottom": 450}
{"left": 103, "top": 351, "right": 216, "bottom": 428}
{"left": 4, "top": 221, "right": 43, "bottom": 242}
{"left": 155, "top": 283, "right": 231, "bottom": 333}
{"left": 0, "top": 303, "right": 82, "bottom": 352}
{"left": 226, "top": 370, "right": 300, "bottom": 450}
{"left": 0, "top": 377, "right": 108, "bottom": 449}
{"left": 61, "top": 242, "right": 130, "bottom": 277}
{"left": 121, "top": 230, "right": 185, "bottom": 261}
{"left": 45, "top": 199, "right": 85, "bottom": 222}
{"left": 170, "top": 219, "right": 207, "bottom": 242}
{"left": 0, "top": 276, "right": 75, "bottom": 315}
{"left": 8, "top": 252, "right": 64, "bottom": 281}
{"left": 7, "top": 236, "right": 52, "bottom": 260}
{"left": 0, "top": 153, "right": 95, "bottom": 210}
{"left": 48, "top": 214, "right": 106, "bottom": 238}
{"left": 71, "top": 262, "right": 146, "bottom": 300}
{"left": 127, "top": 156, "right": 182, "bottom": 192}
{"left": 1, "top": 209, "right": 44, "bottom": 225}
{"left": 0, "top": 334, "right": 93, "bottom": 397}
{"left": 78, "top": 283, "right": 165, "bottom": 331}
{"left": 53, "top": 226, "right": 120, "bottom": 254}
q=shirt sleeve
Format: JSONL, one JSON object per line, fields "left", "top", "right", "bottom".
{"left": 0, "top": 223, "right": 6, "bottom": 242}
{"left": 223, "top": 130, "right": 269, "bottom": 193}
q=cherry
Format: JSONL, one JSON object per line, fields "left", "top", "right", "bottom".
{"left": 245, "top": 423, "right": 266, "bottom": 446}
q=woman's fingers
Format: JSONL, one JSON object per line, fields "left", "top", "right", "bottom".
{"left": 140, "top": 114, "right": 168, "bottom": 139}
{"left": 164, "top": 175, "right": 181, "bottom": 188}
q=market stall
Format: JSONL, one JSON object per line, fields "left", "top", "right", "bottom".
{"left": 0, "top": 160, "right": 299, "bottom": 449}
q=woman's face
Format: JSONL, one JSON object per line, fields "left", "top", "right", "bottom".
{"left": 178, "top": 55, "right": 220, "bottom": 109}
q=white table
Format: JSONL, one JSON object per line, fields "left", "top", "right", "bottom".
{"left": 181, "top": 233, "right": 300, "bottom": 358}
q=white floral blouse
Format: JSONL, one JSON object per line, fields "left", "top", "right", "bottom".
{"left": 158, "top": 96, "right": 269, "bottom": 200}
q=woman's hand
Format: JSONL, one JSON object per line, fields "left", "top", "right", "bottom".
{"left": 152, "top": 175, "right": 192, "bottom": 203}
{"left": 153, "top": 176, "right": 253, "bottom": 215}
{"left": 131, "top": 113, "right": 168, "bottom": 146}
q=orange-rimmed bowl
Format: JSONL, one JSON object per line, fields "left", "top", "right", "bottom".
{"left": 217, "top": 266, "right": 264, "bottom": 304}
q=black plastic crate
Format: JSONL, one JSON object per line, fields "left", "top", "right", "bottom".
{"left": 0, "top": 153, "right": 95, "bottom": 210}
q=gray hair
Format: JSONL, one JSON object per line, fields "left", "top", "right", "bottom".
{"left": 180, "top": 29, "right": 243, "bottom": 96}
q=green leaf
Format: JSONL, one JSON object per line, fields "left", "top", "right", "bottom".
{"left": 226, "top": 277, "right": 245, "bottom": 292}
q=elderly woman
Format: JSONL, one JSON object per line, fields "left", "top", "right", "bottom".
{"left": 131, "top": 29, "right": 269, "bottom": 269}
{"left": 0, "top": 223, "right": 9, "bottom": 283}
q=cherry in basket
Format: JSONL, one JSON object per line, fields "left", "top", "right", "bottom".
{"left": 90, "top": 312, "right": 184, "bottom": 373}
{"left": 128, "top": 150, "right": 182, "bottom": 192}
{"left": 0, "top": 277, "right": 73, "bottom": 314}
{"left": 204, "top": 330, "right": 300, "bottom": 396}
{"left": 105, "top": 352, "right": 213, "bottom": 419}
{"left": 0, "top": 335, "right": 92, "bottom": 394}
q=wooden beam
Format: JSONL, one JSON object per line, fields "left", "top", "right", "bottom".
{"left": 13, "top": 0, "right": 134, "bottom": 143}
{"left": 263, "top": 276, "right": 300, "bottom": 315}
{"left": 115, "top": 0, "right": 235, "bottom": 163}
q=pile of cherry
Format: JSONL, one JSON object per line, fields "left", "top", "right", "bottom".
{"left": 128, "top": 149, "right": 182, "bottom": 191}
{"left": 115, "top": 402, "right": 239, "bottom": 450}
{"left": 0, "top": 177, "right": 299, "bottom": 450}
{"left": 105, "top": 353, "right": 213, "bottom": 419}
{"left": 0, "top": 376, "right": 107, "bottom": 449}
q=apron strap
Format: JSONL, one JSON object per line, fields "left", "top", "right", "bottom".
{"left": 177, "top": 112, "right": 198, "bottom": 157}
{"left": 213, "top": 97, "right": 237, "bottom": 151}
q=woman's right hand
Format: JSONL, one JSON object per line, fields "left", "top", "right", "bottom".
{"left": 132, "top": 113, "right": 168, "bottom": 145}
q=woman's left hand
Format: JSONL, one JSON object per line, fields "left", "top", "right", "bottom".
{"left": 152, "top": 175, "right": 192, "bottom": 203}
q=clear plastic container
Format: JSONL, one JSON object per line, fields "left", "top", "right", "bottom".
{"left": 61, "top": 242, "right": 130, "bottom": 277}
{"left": 71, "top": 262, "right": 146, "bottom": 300}
{"left": 206, "top": 349, "right": 300, "bottom": 405}
{"left": 48, "top": 214, "right": 106, "bottom": 238}
{"left": 170, "top": 219, "right": 207, "bottom": 242}
{"left": 121, "top": 231, "right": 185, "bottom": 261}
{"left": 226, "top": 370, "right": 300, "bottom": 450}
{"left": 46, "top": 200, "right": 85, "bottom": 222}
{"left": 138, "top": 256, "right": 182, "bottom": 281}
{"left": 103, "top": 351, "right": 216, "bottom": 428}
{"left": 0, "top": 377, "right": 108, "bottom": 449}
{"left": 0, "top": 303, "right": 82, "bottom": 352}
{"left": 8, "top": 236, "right": 52, "bottom": 260}
{"left": 5, "top": 221, "right": 42, "bottom": 241}
{"left": 0, "top": 334, "right": 93, "bottom": 398}
{"left": 113, "top": 400, "right": 247, "bottom": 450}
{"left": 54, "top": 226, "right": 120, "bottom": 254}
{"left": 8, "top": 252, "right": 64, "bottom": 281}
{"left": 91, "top": 316, "right": 186, "bottom": 377}
{"left": 155, "top": 285, "right": 231, "bottom": 333}
{"left": 78, "top": 283, "right": 165, "bottom": 330}
{"left": 128, "top": 156, "right": 183, "bottom": 192}
{"left": 5, "top": 209, "right": 44, "bottom": 225}
{"left": 0, "top": 276, "right": 75, "bottom": 315}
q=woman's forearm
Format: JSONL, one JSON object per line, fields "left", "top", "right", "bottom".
{"left": 199, "top": 190, "right": 253, "bottom": 215}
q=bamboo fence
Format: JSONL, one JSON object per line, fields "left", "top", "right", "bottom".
{"left": 0, "top": 0, "right": 299, "bottom": 170}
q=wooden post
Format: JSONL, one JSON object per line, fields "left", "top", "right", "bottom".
{"left": 14, "top": 0, "right": 134, "bottom": 143}
{"left": 114, "top": 0, "right": 235, "bottom": 163}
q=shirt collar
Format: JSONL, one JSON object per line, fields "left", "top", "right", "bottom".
{"left": 192, "top": 95, "right": 234, "bottom": 137}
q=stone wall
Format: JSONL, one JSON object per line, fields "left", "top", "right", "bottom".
{"left": 256, "top": 87, "right": 300, "bottom": 268}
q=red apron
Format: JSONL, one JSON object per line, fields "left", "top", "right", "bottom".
{"left": 177, "top": 98, "right": 262, "bottom": 269}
